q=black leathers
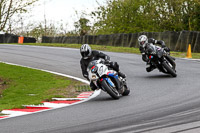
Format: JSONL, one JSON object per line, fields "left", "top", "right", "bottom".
{"left": 139, "top": 38, "right": 166, "bottom": 62}
{"left": 80, "top": 50, "right": 110, "bottom": 80}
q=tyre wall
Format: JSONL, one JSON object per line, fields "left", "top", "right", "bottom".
{"left": 0, "top": 33, "right": 36, "bottom": 43}
{"left": 42, "top": 31, "right": 200, "bottom": 52}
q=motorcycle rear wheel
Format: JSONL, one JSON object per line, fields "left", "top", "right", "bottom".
{"left": 122, "top": 85, "right": 130, "bottom": 96}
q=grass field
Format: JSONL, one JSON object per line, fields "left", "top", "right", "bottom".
{"left": 0, "top": 63, "right": 87, "bottom": 111}
{"left": 9, "top": 43, "right": 200, "bottom": 59}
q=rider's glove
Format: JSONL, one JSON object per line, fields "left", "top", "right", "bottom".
{"left": 84, "top": 74, "right": 89, "bottom": 81}
{"left": 83, "top": 74, "right": 88, "bottom": 78}
{"left": 164, "top": 47, "right": 170, "bottom": 52}
{"left": 104, "top": 60, "right": 111, "bottom": 64}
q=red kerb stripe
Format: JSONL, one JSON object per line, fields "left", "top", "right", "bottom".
{"left": 6, "top": 107, "right": 51, "bottom": 112}
{"left": 0, "top": 116, "right": 8, "bottom": 119}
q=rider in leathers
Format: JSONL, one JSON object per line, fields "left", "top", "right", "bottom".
{"left": 138, "top": 35, "right": 170, "bottom": 72}
{"left": 80, "top": 44, "right": 126, "bottom": 91}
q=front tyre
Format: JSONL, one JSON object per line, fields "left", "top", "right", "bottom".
{"left": 101, "top": 80, "right": 120, "bottom": 99}
{"left": 162, "top": 61, "right": 177, "bottom": 77}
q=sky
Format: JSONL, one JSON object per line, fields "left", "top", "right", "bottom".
{"left": 28, "top": 0, "right": 107, "bottom": 30}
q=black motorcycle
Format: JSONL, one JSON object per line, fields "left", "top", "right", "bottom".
{"left": 146, "top": 44, "right": 177, "bottom": 77}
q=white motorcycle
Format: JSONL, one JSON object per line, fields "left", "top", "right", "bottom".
{"left": 87, "top": 59, "right": 130, "bottom": 99}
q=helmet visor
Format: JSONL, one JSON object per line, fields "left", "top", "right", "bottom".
{"left": 81, "top": 51, "right": 89, "bottom": 57}
{"left": 140, "top": 41, "right": 145, "bottom": 45}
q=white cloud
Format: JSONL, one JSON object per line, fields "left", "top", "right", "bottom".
{"left": 28, "top": 0, "right": 107, "bottom": 30}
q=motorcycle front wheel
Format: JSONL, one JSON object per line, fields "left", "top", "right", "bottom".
{"left": 162, "top": 61, "right": 177, "bottom": 77}
{"left": 101, "top": 79, "right": 120, "bottom": 99}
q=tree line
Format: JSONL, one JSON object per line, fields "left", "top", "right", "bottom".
{"left": 1, "top": 0, "right": 200, "bottom": 40}
{"left": 90, "top": 0, "right": 200, "bottom": 35}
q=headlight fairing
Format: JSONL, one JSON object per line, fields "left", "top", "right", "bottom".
{"left": 98, "top": 66, "right": 103, "bottom": 76}
{"left": 92, "top": 75, "right": 97, "bottom": 80}
{"left": 91, "top": 66, "right": 98, "bottom": 73}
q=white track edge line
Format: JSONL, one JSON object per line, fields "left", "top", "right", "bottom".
{"left": 0, "top": 61, "right": 101, "bottom": 120}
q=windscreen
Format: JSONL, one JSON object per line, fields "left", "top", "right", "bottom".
{"left": 87, "top": 60, "right": 97, "bottom": 70}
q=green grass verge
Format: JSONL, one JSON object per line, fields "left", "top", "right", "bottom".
{"left": 6, "top": 43, "right": 200, "bottom": 59}
{"left": 0, "top": 113, "right": 7, "bottom": 116}
{"left": 0, "top": 63, "right": 88, "bottom": 111}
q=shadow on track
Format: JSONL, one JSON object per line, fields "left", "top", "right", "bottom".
{"left": 91, "top": 94, "right": 131, "bottom": 102}
{"left": 144, "top": 74, "right": 172, "bottom": 79}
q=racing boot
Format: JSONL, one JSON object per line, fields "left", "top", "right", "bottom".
{"left": 146, "top": 64, "right": 156, "bottom": 72}
{"left": 90, "top": 82, "right": 97, "bottom": 91}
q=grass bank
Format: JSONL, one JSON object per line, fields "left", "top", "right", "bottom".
{"left": 9, "top": 43, "right": 200, "bottom": 59}
{"left": 0, "top": 63, "right": 88, "bottom": 111}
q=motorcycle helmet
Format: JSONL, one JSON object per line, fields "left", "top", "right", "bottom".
{"left": 138, "top": 35, "right": 148, "bottom": 48}
{"left": 80, "top": 44, "right": 92, "bottom": 59}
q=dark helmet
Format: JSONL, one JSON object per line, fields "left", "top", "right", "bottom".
{"left": 80, "top": 44, "right": 92, "bottom": 59}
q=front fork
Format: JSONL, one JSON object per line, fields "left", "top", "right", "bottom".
{"left": 100, "top": 76, "right": 121, "bottom": 92}
{"left": 165, "top": 55, "right": 176, "bottom": 70}
{"left": 102, "top": 78, "right": 115, "bottom": 88}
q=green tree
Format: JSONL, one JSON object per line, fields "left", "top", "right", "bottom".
{"left": 0, "top": 0, "right": 38, "bottom": 31}
{"left": 74, "top": 17, "right": 91, "bottom": 36}
{"left": 90, "top": 0, "right": 200, "bottom": 34}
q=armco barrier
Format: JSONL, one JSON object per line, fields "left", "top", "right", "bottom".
{"left": 0, "top": 33, "right": 36, "bottom": 43}
{"left": 0, "top": 34, "right": 3, "bottom": 43}
{"left": 42, "top": 31, "right": 200, "bottom": 52}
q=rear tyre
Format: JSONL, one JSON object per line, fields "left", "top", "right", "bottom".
{"left": 122, "top": 85, "right": 130, "bottom": 96}
{"left": 101, "top": 80, "right": 120, "bottom": 99}
{"left": 162, "top": 61, "right": 177, "bottom": 77}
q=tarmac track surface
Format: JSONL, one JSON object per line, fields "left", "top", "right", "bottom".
{"left": 0, "top": 44, "right": 200, "bottom": 133}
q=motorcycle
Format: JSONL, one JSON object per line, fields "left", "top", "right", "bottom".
{"left": 146, "top": 43, "right": 177, "bottom": 77}
{"left": 87, "top": 59, "right": 130, "bottom": 99}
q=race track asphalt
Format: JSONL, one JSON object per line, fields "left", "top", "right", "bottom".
{"left": 0, "top": 44, "right": 199, "bottom": 133}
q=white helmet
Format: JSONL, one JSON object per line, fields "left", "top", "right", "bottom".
{"left": 138, "top": 35, "right": 148, "bottom": 47}
{"left": 80, "top": 44, "right": 92, "bottom": 59}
